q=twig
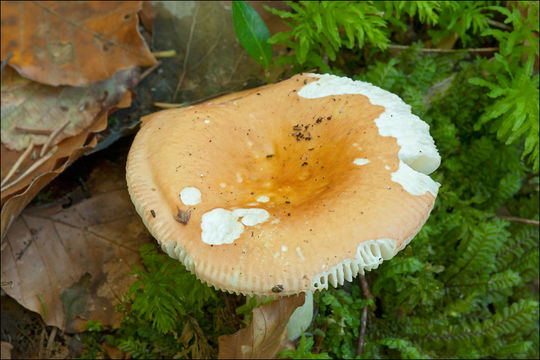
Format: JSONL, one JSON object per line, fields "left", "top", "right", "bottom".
{"left": 38, "top": 325, "right": 46, "bottom": 359}
{"left": 387, "top": 44, "right": 499, "bottom": 53}
{"left": 356, "top": 275, "right": 375, "bottom": 356}
{"left": 173, "top": 5, "right": 199, "bottom": 99}
{"left": 313, "top": 323, "right": 326, "bottom": 354}
{"left": 152, "top": 50, "right": 177, "bottom": 58}
{"left": 497, "top": 215, "right": 539, "bottom": 226}
{"left": 153, "top": 102, "right": 186, "bottom": 109}
{"left": 1, "top": 53, "right": 13, "bottom": 74}
{"left": 15, "top": 125, "right": 53, "bottom": 135}
{"left": 358, "top": 274, "right": 375, "bottom": 302}
{"left": 45, "top": 327, "right": 57, "bottom": 358}
{"left": 40, "top": 119, "right": 70, "bottom": 157}
{"left": 357, "top": 306, "right": 369, "bottom": 355}
{"left": 135, "top": 60, "right": 162, "bottom": 87}
{"left": 1, "top": 139, "right": 34, "bottom": 187}
{"left": 488, "top": 19, "right": 512, "bottom": 31}
{"left": 1, "top": 146, "right": 57, "bottom": 192}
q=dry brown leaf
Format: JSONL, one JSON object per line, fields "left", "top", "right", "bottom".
{"left": 146, "top": 1, "right": 283, "bottom": 106}
{"left": 1, "top": 66, "right": 137, "bottom": 151}
{"left": 0, "top": 88, "right": 133, "bottom": 239}
{"left": 1, "top": 160, "right": 152, "bottom": 332}
{"left": 218, "top": 294, "right": 305, "bottom": 359}
{"left": 1, "top": 341, "right": 13, "bottom": 360}
{"left": 1, "top": 1, "right": 156, "bottom": 86}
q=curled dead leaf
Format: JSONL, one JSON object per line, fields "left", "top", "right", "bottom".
{"left": 1, "top": 160, "right": 152, "bottom": 331}
{"left": 1, "top": 1, "right": 156, "bottom": 86}
{"left": 218, "top": 293, "right": 305, "bottom": 359}
{"left": 1, "top": 87, "right": 133, "bottom": 239}
{"left": 1, "top": 67, "right": 137, "bottom": 152}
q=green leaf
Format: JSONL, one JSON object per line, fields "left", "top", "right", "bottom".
{"left": 232, "top": 0, "right": 272, "bottom": 69}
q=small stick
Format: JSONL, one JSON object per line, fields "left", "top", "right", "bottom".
{"left": 313, "top": 323, "right": 326, "bottom": 354}
{"left": 497, "top": 215, "right": 539, "bottom": 226}
{"left": 153, "top": 102, "right": 186, "bottom": 109}
{"left": 173, "top": 5, "right": 199, "bottom": 99}
{"left": 152, "top": 50, "right": 177, "bottom": 58}
{"left": 356, "top": 274, "right": 375, "bottom": 356}
{"left": 38, "top": 325, "right": 46, "bottom": 359}
{"left": 135, "top": 60, "right": 162, "bottom": 87}
{"left": 1, "top": 53, "right": 13, "bottom": 74}
{"left": 2, "top": 146, "right": 57, "bottom": 192}
{"left": 488, "top": 19, "right": 512, "bottom": 31}
{"left": 357, "top": 305, "right": 369, "bottom": 355}
{"left": 45, "top": 327, "right": 57, "bottom": 358}
{"left": 40, "top": 119, "right": 70, "bottom": 157}
{"left": 15, "top": 125, "right": 53, "bottom": 135}
{"left": 1, "top": 139, "right": 34, "bottom": 186}
{"left": 387, "top": 44, "right": 499, "bottom": 53}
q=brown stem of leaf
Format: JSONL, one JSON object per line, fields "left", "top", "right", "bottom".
{"left": 151, "top": 50, "right": 177, "bottom": 58}
{"left": 173, "top": 5, "right": 199, "bottom": 99}
{"left": 135, "top": 61, "right": 162, "bottom": 87}
{"left": 153, "top": 102, "right": 186, "bottom": 109}
{"left": 15, "top": 126, "right": 53, "bottom": 135}
{"left": 497, "top": 215, "right": 540, "bottom": 226}
{"left": 1, "top": 146, "right": 57, "bottom": 192}
{"left": 356, "top": 275, "right": 374, "bottom": 356}
{"left": 387, "top": 44, "right": 499, "bottom": 53}
{"left": 1, "top": 140, "right": 34, "bottom": 187}
{"left": 40, "top": 119, "right": 70, "bottom": 157}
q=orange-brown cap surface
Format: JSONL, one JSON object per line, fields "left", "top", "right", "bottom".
{"left": 126, "top": 73, "right": 441, "bottom": 296}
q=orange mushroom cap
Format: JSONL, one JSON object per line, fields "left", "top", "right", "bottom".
{"left": 126, "top": 73, "right": 441, "bottom": 296}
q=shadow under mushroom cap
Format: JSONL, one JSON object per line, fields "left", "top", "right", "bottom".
{"left": 126, "top": 73, "right": 441, "bottom": 296}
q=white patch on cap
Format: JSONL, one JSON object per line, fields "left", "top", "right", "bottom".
{"left": 233, "top": 208, "right": 270, "bottom": 226}
{"left": 391, "top": 162, "right": 439, "bottom": 196}
{"left": 204, "top": 119, "right": 210, "bottom": 124}
{"left": 256, "top": 195, "right": 270, "bottom": 203}
{"left": 385, "top": 165, "right": 391, "bottom": 170}
{"left": 201, "top": 208, "right": 270, "bottom": 245}
{"left": 236, "top": 172, "right": 243, "bottom": 183}
{"left": 180, "top": 187, "right": 201, "bottom": 205}
{"left": 353, "top": 158, "right": 370, "bottom": 166}
{"left": 282, "top": 245, "right": 288, "bottom": 252}
{"left": 201, "top": 208, "right": 244, "bottom": 245}
{"left": 298, "top": 74, "right": 440, "bottom": 197}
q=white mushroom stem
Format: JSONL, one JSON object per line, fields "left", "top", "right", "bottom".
{"left": 286, "top": 290, "right": 314, "bottom": 341}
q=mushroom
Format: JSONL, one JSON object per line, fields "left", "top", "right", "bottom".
{"left": 126, "top": 73, "right": 440, "bottom": 344}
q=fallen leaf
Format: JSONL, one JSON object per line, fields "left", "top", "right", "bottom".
{"left": 1, "top": 342, "right": 13, "bottom": 360}
{"left": 1, "top": 160, "right": 152, "bottom": 332}
{"left": 1, "top": 66, "right": 137, "bottom": 152}
{"left": 145, "top": 1, "right": 285, "bottom": 106}
{"left": 218, "top": 293, "right": 305, "bottom": 359}
{"left": 1, "top": 1, "right": 156, "bottom": 86}
{"left": 0, "top": 73, "right": 134, "bottom": 239}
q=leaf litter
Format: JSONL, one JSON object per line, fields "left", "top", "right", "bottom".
{"left": 1, "top": 159, "right": 152, "bottom": 332}
{"left": 0, "top": 1, "right": 156, "bottom": 86}
{"left": 218, "top": 294, "right": 305, "bottom": 359}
